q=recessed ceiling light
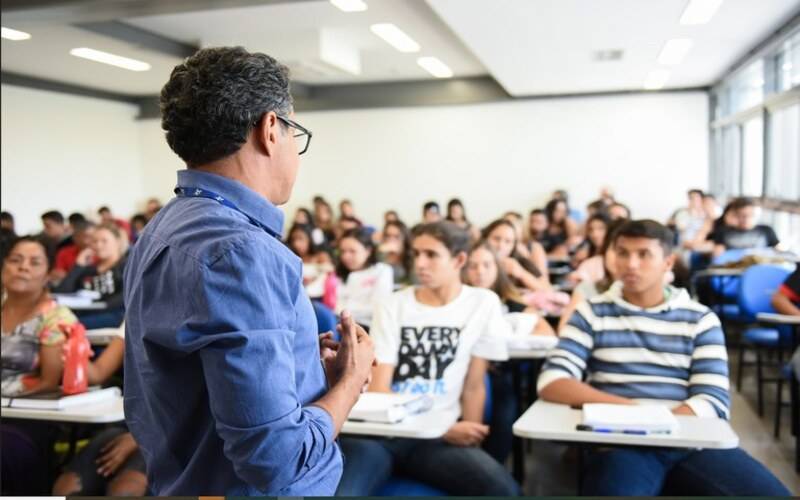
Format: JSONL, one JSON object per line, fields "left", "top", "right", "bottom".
{"left": 680, "top": 0, "right": 723, "bottom": 25}
{"left": 1, "top": 26, "right": 31, "bottom": 41}
{"left": 330, "top": 0, "right": 367, "bottom": 12}
{"left": 370, "top": 23, "right": 420, "bottom": 53}
{"left": 593, "top": 49, "right": 624, "bottom": 62}
{"left": 69, "top": 47, "right": 151, "bottom": 71}
{"left": 658, "top": 38, "right": 693, "bottom": 66}
{"left": 417, "top": 57, "right": 453, "bottom": 78}
{"left": 644, "top": 69, "right": 670, "bottom": 90}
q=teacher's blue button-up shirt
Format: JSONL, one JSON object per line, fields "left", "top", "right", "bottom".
{"left": 123, "top": 169, "right": 341, "bottom": 496}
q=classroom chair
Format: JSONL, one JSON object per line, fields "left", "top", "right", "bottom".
{"left": 735, "top": 264, "right": 792, "bottom": 416}
{"left": 311, "top": 300, "right": 338, "bottom": 337}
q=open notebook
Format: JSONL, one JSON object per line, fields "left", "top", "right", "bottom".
{"left": 581, "top": 403, "right": 679, "bottom": 434}
{"left": 1, "top": 386, "right": 120, "bottom": 410}
{"left": 505, "top": 312, "right": 559, "bottom": 350}
{"left": 348, "top": 393, "right": 434, "bottom": 424}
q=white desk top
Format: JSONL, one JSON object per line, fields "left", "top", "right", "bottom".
{"left": 508, "top": 347, "right": 550, "bottom": 360}
{"left": 342, "top": 409, "right": 457, "bottom": 439}
{"left": 513, "top": 400, "right": 739, "bottom": 450}
{"left": 757, "top": 312, "right": 800, "bottom": 325}
{"left": 1, "top": 396, "right": 125, "bottom": 424}
{"left": 86, "top": 328, "right": 122, "bottom": 345}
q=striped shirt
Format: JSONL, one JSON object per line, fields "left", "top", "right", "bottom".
{"left": 538, "top": 282, "right": 730, "bottom": 419}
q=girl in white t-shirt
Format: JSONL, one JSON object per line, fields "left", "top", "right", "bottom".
{"left": 335, "top": 228, "right": 393, "bottom": 327}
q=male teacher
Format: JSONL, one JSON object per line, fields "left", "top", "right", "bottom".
{"left": 123, "top": 47, "right": 375, "bottom": 496}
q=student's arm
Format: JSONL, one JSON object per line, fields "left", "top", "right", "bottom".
{"left": 772, "top": 289, "right": 800, "bottom": 316}
{"left": 533, "top": 316, "right": 555, "bottom": 336}
{"left": 712, "top": 243, "right": 726, "bottom": 258}
{"left": 529, "top": 241, "right": 549, "bottom": 282}
{"left": 682, "top": 312, "right": 730, "bottom": 419}
{"left": 368, "top": 363, "right": 394, "bottom": 393}
{"left": 19, "top": 344, "right": 64, "bottom": 396}
{"left": 557, "top": 288, "right": 584, "bottom": 332}
{"left": 537, "top": 304, "right": 635, "bottom": 406}
{"left": 53, "top": 265, "right": 90, "bottom": 293}
{"left": 565, "top": 219, "right": 582, "bottom": 247}
{"left": 175, "top": 242, "right": 372, "bottom": 494}
{"left": 86, "top": 337, "right": 124, "bottom": 385}
{"left": 505, "top": 258, "right": 551, "bottom": 291}
{"left": 460, "top": 357, "right": 488, "bottom": 423}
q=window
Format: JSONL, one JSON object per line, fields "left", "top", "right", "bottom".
{"left": 776, "top": 31, "right": 800, "bottom": 93}
{"left": 766, "top": 103, "right": 800, "bottom": 201}
{"left": 741, "top": 115, "right": 764, "bottom": 197}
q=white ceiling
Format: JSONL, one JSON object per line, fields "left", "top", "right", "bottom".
{"left": 427, "top": 0, "right": 800, "bottom": 96}
{"left": 0, "top": 0, "right": 798, "bottom": 97}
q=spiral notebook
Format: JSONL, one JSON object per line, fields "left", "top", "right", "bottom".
{"left": 348, "top": 393, "right": 434, "bottom": 424}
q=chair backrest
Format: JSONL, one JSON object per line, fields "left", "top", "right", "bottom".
{"left": 737, "top": 264, "right": 792, "bottom": 320}
{"left": 483, "top": 373, "right": 492, "bottom": 423}
{"left": 311, "top": 300, "right": 338, "bottom": 337}
{"left": 711, "top": 248, "right": 750, "bottom": 266}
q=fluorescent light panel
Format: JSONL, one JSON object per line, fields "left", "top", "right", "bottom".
{"left": 680, "top": 0, "right": 723, "bottom": 25}
{"left": 658, "top": 38, "right": 693, "bottom": 65}
{"left": 330, "top": 0, "right": 367, "bottom": 12}
{"left": 69, "top": 47, "right": 151, "bottom": 71}
{"left": 644, "top": 69, "right": 670, "bottom": 90}
{"left": 1, "top": 26, "right": 31, "bottom": 41}
{"left": 417, "top": 56, "right": 453, "bottom": 78}
{"left": 370, "top": 23, "right": 420, "bottom": 53}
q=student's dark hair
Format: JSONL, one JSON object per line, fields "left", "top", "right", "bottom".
{"left": 423, "top": 201, "right": 440, "bottom": 214}
{"left": 336, "top": 227, "right": 378, "bottom": 280}
{"left": 295, "top": 207, "right": 315, "bottom": 226}
{"left": 552, "top": 189, "right": 569, "bottom": 202}
{"left": 130, "top": 214, "right": 148, "bottom": 226}
{"left": 482, "top": 219, "right": 543, "bottom": 278}
{"left": 611, "top": 219, "right": 675, "bottom": 255}
{"left": 41, "top": 210, "right": 64, "bottom": 224}
{"left": 728, "top": 196, "right": 756, "bottom": 212}
{"left": 445, "top": 198, "right": 469, "bottom": 223}
{"left": 688, "top": 188, "right": 704, "bottom": 197}
{"left": 68, "top": 212, "right": 87, "bottom": 225}
{"left": 160, "top": 46, "right": 292, "bottom": 167}
{"left": 584, "top": 212, "right": 611, "bottom": 256}
{"left": 0, "top": 228, "right": 17, "bottom": 262}
{"left": 544, "top": 198, "right": 569, "bottom": 233}
{"left": 339, "top": 216, "right": 362, "bottom": 227}
{"left": 4, "top": 235, "right": 56, "bottom": 271}
{"left": 97, "top": 206, "right": 111, "bottom": 215}
{"left": 383, "top": 220, "right": 413, "bottom": 276}
{"left": 586, "top": 200, "right": 608, "bottom": 216}
{"left": 504, "top": 211, "right": 523, "bottom": 221}
{"left": 286, "top": 223, "right": 322, "bottom": 258}
{"left": 703, "top": 193, "right": 716, "bottom": 201}
{"left": 1, "top": 211, "right": 14, "bottom": 223}
{"left": 594, "top": 219, "right": 626, "bottom": 293}
{"left": 529, "top": 208, "right": 546, "bottom": 217}
{"left": 72, "top": 219, "right": 95, "bottom": 233}
{"left": 412, "top": 221, "right": 470, "bottom": 257}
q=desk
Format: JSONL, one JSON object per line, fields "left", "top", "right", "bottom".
{"left": 86, "top": 328, "right": 122, "bottom": 346}
{"left": 69, "top": 302, "right": 108, "bottom": 311}
{"left": 757, "top": 312, "right": 800, "bottom": 350}
{"left": 342, "top": 409, "right": 457, "bottom": 439}
{"left": 513, "top": 400, "right": 739, "bottom": 449}
{"left": 1, "top": 396, "right": 125, "bottom": 424}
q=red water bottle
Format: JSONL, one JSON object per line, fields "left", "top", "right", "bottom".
{"left": 62, "top": 323, "right": 90, "bottom": 395}
{"left": 322, "top": 272, "right": 338, "bottom": 311}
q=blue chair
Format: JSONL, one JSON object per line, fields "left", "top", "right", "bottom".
{"left": 735, "top": 264, "right": 792, "bottom": 415}
{"left": 375, "top": 374, "right": 494, "bottom": 496}
{"left": 311, "top": 300, "right": 337, "bottom": 336}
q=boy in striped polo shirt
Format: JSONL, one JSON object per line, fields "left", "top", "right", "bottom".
{"left": 538, "top": 220, "right": 789, "bottom": 496}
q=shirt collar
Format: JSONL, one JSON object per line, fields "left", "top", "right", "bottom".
{"left": 176, "top": 169, "right": 285, "bottom": 237}
{"left": 604, "top": 281, "right": 687, "bottom": 313}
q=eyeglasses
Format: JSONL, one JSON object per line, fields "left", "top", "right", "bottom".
{"left": 252, "top": 114, "right": 313, "bottom": 155}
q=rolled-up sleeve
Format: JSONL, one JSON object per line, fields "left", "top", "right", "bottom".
{"left": 180, "top": 237, "right": 341, "bottom": 494}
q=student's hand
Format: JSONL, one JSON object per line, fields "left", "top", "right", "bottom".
{"left": 515, "top": 243, "right": 531, "bottom": 259}
{"left": 442, "top": 421, "right": 490, "bottom": 447}
{"left": 75, "top": 248, "right": 95, "bottom": 267}
{"left": 96, "top": 432, "right": 138, "bottom": 477}
{"left": 333, "top": 311, "right": 375, "bottom": 393}
{"left": 672, "top": 404, "right": 696, "bottom": 416}
{"left": 320, "top": 332, "right": 341, "bottom": 386}
{"left": 502, "top": 258, "right": 523, "bottom": 279}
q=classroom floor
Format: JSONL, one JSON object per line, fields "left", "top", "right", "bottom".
{"left": 520, "top": 346, "right": 799, "bottom": 495}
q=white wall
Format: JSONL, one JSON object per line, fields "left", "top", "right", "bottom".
{"left": 1, "top": 84, "right": 145, "bottom": 234}
{"left": 290, "top": 92, "right": 710, "bottom": 228}
{"left": 4, "top": 86, "right": 708, "bottom": 235}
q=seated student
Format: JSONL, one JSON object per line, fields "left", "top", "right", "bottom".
{"left": 570, "top": 213, "right": 610, "bottom": 270}
{"left": 336, "top": 222, "right": 519, "bottom": 496}
{"left": 1, "top": 236, "right": 78, "bottom": 495}
{"left": 772, "top": 263, "right": 800, "bottom": 316}
{"left": 543, "top": 198, "right": 580, "bottom": 258}
{"left": 39, "top": 210, "right": 72, "bottom": 257}
{"left": 52, "top": 326, "right": 148, "bottom": 497}
{"left": 484, "top": 219, "right": 551, "bottom": 292}
{"left": 129, "top": 214, "right": 147, "bottom": 243}
{"left": 336, "top": 228, "right": 393, "bottom": 328}
{"left": 378, "top": 220, "right": 415, "bottom": 286}
{"left": 313, "top": 198, "right": 337, "bottom": 246}
{"left": 335, "top": 215, "right": 363, "bottom": 243}
{"left": 607, "top": 201, "right": 631, "bottom": 221}
{"left": 446, "top": 198, "right": 480, "bottom": 242}
{"left": 55, "top": 223, "right": 128, "bottom": 329}
{"left": 51, "top": 220, "right": 95, "bottom": 284}
{"left": 286, "top": 223, "right": 334, "bottom": 299}
{"left": 551, "top": 189, "right": 584, "bottom": 223}
{"left": 504, "top": 211, "right": 549, "bottom": 282}
{"left": 144, "top": 198, "right": 162, "bottom": 221}
{"left": 339, "top": 199, "right": 361, "bottom": 224}
{"left": 292, "top": 207, "right": 314, "bottom": 226}
{"left": 464, "top": 242, "right": 554, "bottom": 463}
{"left": 669, "top": 189, "right": 707, "bottom": 246}
{"left": 711, "top": 197, "right": 779, "bottom": 257}
{"left": 97, "top": 206, "right": 132, "bottom": 241}
{"left": 0, "top": 211, "right": 14, "bottom": 233}
{"left": 422, "top": 201, "right": 442, "bottom": 224}
{"left": 538, "top": 220, "right": 790, "bottom": 496}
